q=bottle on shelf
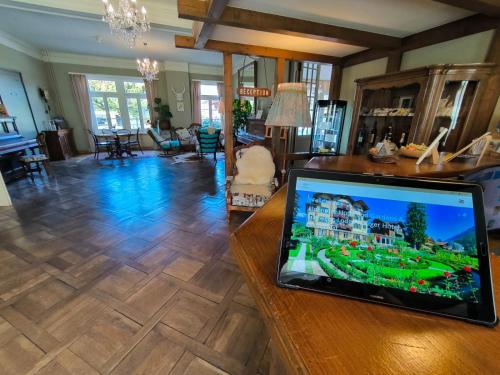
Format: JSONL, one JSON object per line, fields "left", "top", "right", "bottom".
{"left": 398, "top": 131, "right": 407, "bottom": 147}
{"left": 384, "top": 125, "right": 393, "bottom": 142}
{"left": 356, "top": 122, "right": 366, "bottom": 149}
{"left": 368, "top": 121, "right": 378, "bottom": 145}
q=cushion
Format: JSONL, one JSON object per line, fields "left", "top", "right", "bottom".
{"left": 230, "top": 183, "right": 272, "bottom": 207}
{"left": 20, "top": 154, "right": 48, "bottom": 162}
{"left": 160, "top": 139, "right": 180, "bottom": 150}
{"left": 176, "top": 128, "right": 192, "bottom": 141}
{"left": 234, "top": 145, "right": 275, "bottom": 185}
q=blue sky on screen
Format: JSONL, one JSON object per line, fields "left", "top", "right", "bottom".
{"left": 294, "top": 191, "right": 475, "bottom": 241}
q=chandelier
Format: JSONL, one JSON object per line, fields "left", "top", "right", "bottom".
{"left": 137, "top": 58, "right": 159, "bottom": 81}
{"left": 102, "top": 0, "right": 150, "bottom": 47}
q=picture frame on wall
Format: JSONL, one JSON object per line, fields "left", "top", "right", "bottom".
{"left": 176, "top": 102, "right": 184, "bottom": 112}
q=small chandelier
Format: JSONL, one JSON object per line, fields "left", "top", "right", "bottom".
{"left": 137, "top": 58, "right": 159, "bottom": 81}
{"left": 102, "top": 0, "right": 150, "bottom": 48}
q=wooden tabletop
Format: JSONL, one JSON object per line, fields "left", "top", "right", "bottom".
{"left": 230, "top": 188, "right": 500, "bottom": 375}
{"left": 306, "top": 154, "right": 499, "bottom": 178}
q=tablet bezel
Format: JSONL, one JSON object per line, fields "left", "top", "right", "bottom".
{"left": 277, "top": 169, "right": 497, "bottom": 326}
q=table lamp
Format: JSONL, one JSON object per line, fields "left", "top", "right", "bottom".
{"left": 265, "top": 82, "right": 312, "bottom": 182}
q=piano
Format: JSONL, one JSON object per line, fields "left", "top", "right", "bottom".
{"left": 0, "top": 117, "right": 38, "bottom": 182}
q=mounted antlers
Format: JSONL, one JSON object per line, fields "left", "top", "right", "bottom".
{"left": 171, "top": 85, "right": 186, "bottom": 101}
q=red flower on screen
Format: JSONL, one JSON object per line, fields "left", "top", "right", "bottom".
{"left": 463, "top": 266, "right": 472, "bottom": 273}
{"left": 444, "top": 271, "right": 451, "bottom": 278}
{"left": 375, "top": 235, "right": 381, "bottom": 241}
{"left": 350, "top": 241, "right": 357, "bottom": 247}
{"left": 416, "top": 256, "right": 421, "bottom": 261}
{"left": 399, "top": 262, "right": 404, "bottom": 267}
{"left": 393, "top": 249, "right": 398, "bottom": 255}
{"left": 409, "top": 286, "right": 417, "bottom": 293}
{"left": 367, "top": 246, "right": 373, "bottom": 251}
{"left": 417, "top": 279, "right": 425, "bottom": 285}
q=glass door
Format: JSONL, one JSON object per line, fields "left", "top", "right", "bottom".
{"left": 310, "top": 100, "right": 347, "bottom": 155}
{"left": 428, "top": 80, "right": 478, "bottom": 152}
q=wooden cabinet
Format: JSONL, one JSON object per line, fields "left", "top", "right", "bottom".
{"left": 43, "top": 129, "right": 76, "bottom": 161}
{"left": 347, "top": 63, "right": 495, "bottom": 155}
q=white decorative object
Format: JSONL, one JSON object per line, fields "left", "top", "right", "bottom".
{"left": 176, "top": 102, "right": 184, "bottom": 112}
{"left": 171, "top": 85, "right": 186, "bottom": 101}
{"left": 136, "top": 57, "right": 158, "bottom": 81}
{"left": 102, "top": 0, "right": 150, "bottom": 47}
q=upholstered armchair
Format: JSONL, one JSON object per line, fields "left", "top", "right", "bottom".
{"left": 226, "top": 143, "right": 278, "bottom": 221}
{"left": 147, "top": 129, "right": 181, "bottom": 157}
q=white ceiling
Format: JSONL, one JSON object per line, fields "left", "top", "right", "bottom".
{"left": 0, "top": 0, "right": 476, "bottom": 66}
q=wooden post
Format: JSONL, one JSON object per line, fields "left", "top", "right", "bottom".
{"left": 223, "top": 52, "right": 234, "bottom": 177}
{"left": 386, "top": 50, "right": 402, "bottom": 73}
{"left": 329, "top": 64, "right": 342, "bottom": 100}
{"left": 272, "top": 57, "right": 286, "bottom": 155}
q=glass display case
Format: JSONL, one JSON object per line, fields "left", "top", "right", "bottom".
{"left": 310, "top": 100, "right": 347, "bottom": 155}
{"left": 347, "top": 64, "right": 494, "bottom": 155}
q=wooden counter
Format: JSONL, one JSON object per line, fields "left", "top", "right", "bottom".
{"left": 306, "top": 154, "right": 499, "bottom": 178}
{"left": 230, "top": 188, "right": 500, "bottom": 375}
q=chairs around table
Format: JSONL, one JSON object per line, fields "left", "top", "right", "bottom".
{"left": 129, "top": 128, "right": 144, "bottom": 154}
{"left": 88, "top": 129, "right": 112, "bottom": 159}
{"left": 196, "top": 128, "right": 221, "bottom": 160}
{"left": 19, "top": 132, "right": 51, "bottom": 181}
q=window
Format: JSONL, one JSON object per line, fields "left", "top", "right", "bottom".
{"left": 88, "top": 76, "right": 151, "bottom": 132}
{"left": 299, "top": 62, "right": 332, "bottom": 136}
{"left": 200, "top": 82, "right": 222, "bottom": 128}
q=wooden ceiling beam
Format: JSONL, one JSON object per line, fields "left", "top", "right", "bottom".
{"left": 177, "top": 0, "right": 401, "bottom": 49}
{"left": 432, "top": 0, "right": 500, "bottom": 18}
{"left": 342, "top": 14, "right": 499, "bottom": 67}
{"left": 175, "top": 35, "right": 341, "bottom": 64}
{"left": 193, "top": 0, "right": 228, "bottom": 49}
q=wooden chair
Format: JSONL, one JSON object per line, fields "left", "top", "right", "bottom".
{"left": 226, "top": 142, "right": 278, "bottom": 221}
{"left": 128, "top": 128, "right": 144, "bottom": 154}
{"left": 147, "top": 129, "right": 181, "bottom": 157}
{"left": 196, "top": 128, "right": 221, "bottom": 160}
{"left": 88, "top": 129, "right": 113, "bottom": 159}
{"left": 20, "top": 133, "right": 51, "bottom": 181}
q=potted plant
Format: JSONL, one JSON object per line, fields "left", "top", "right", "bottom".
{"left": 232, "top": 99, "right": 252, "bottom": 138}
{"left": 153, "top": 97, "right": 173, "bottom": 131}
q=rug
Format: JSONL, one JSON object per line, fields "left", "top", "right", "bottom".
{"left": 172, "top": 152, "right": 224, "bottom": 164}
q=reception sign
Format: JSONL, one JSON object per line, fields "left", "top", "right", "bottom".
{"left": 237, "top": 87, "right": 271, "bottom": 97}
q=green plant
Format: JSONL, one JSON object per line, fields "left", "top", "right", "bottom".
{"left": 153, "top": 97, "right": 173, "bottom": 122}
{"left": 232, "top": 99, "right": 252, "bottom": 135}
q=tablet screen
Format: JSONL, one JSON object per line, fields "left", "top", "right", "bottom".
{"left": 284, "top": 176, "right": 481, "bottom": 303}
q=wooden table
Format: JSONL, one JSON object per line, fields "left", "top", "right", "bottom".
{"left": 306, "top": 154, "right": 499, "bottom": 178}
{"left": 230, "top": 188, "right": 500, "bottom": 375}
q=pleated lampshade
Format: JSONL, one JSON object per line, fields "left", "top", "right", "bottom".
{"left": 265, "top": 83, "right": 312, "bottom": 128}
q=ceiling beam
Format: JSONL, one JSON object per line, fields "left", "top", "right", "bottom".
{"left": 193, "top": 0, "right": 228, "bottom": 49}
{"left": 432, "top": 0, "right": 500, "bottom": 18}
{"left": 342, "top": 14, "right": 499, "bottom": 67}
{"left": 175, "top": 35, "right": 341, "bottom": 64}
{"left": 177, "top": 0, "right": 401, "bottom": 49}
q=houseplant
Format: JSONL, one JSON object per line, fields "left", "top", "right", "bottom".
{"left": 153, "top": 97, "right": 173, "bottom": 130}
{"left": 232, "top": 99, "right": 252, "bottom": 137}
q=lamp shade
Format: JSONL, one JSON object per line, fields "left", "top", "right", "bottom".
{"left": 265, "top": 83, "right": 312, "bottom": 128}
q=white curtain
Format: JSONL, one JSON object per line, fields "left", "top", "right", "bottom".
{"left": 144, "top": 79, "right": 157, "bottom": 126}
{"left": 69, "top": 74, "right": 92, "bottom": 150}
{"left": 192, "top": 80, "right": 202, "bottom": 124}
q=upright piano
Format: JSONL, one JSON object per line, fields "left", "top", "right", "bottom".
{"left": 0, "top": 117, "right": 38, "bottom": 182}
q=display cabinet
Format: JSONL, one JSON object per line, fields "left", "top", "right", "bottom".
{"left": 347, "top": 63, "right": 495, "bottom": 155}
{"left": 310, "top": 100, "right": 347, "bottom": 155}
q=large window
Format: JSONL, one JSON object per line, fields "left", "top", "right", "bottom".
{"left": 88, "top": 76, "right": 151, "bottom": 132}
{"left": 200, "top": 82, "right": 222, "bottom": 128}
{"left": 299, "top": 62, "right": 332, "bottom": 136}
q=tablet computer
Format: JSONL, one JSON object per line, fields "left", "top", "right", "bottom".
{"left": 277, "top": 169, "right": 497, "bottom": 326}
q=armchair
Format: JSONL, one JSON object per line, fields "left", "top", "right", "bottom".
{"left": 226, "top": 143, "right": 278, "bottom": 221}
{"left": 196, "top": 128, "right": 221, "bottom": 160}
{"left": 147, "top": 129, "right": 181, "bottom": 157}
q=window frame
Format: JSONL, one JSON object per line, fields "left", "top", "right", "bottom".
{"left": 199, "top": 81, "right": 222, "bottom": 128}
{"left": 87, "top": 74, "right": 150, "bottom": 133}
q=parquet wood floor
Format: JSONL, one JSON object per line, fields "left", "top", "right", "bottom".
{"left": 0, "top": 154, "right": 270, "bottom": 375}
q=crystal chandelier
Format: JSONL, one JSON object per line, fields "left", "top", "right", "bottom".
{"left": 102, "top": 0, "right": 150, "bottom": 47}
{"left": 137, "top": 58, "right": 159, "bottom": 81}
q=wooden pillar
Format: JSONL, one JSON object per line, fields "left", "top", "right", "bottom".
{"left": 223, "top": 52, "right": 234, "bottom": 177}
{"left": 473, "top": 27, "right": 500, "bottom": 139}
{"left": 272, "top": 57, "right": 286, "bottom": 157}
{"left": 329, "top": 64, "right": 342, "bottom": 100}
{"left": 386, "top": 50, "right": 402, "bottom": 73}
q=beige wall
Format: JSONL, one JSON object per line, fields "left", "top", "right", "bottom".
{"left": 339, "top": 58, "right": 388, "bottom": 154}
{"left": 338, "top": 30, "right": 497, "bottom": 154}
{"left": 0, "top": 44, "right": 51, "bottom": 133}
